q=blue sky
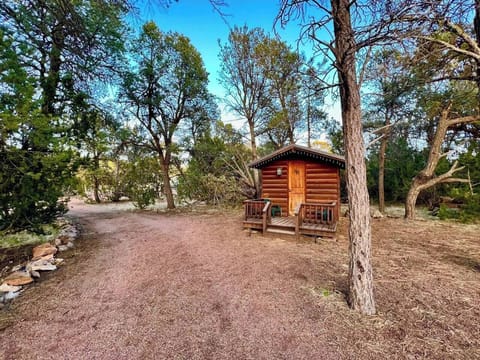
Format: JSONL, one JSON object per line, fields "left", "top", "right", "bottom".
{"left": 136, "top": 0, "right": 340, "bottom": 125}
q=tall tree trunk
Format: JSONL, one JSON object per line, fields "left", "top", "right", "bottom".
{"left": 332, "top": 0, "right": 376, "bottom": 315}
{"left": 248, "top": 118, "right": 260, "bottom": 197}
{"left": 93, "top": 155, "right": 101, "bottom": 203}
{"left": 474, "top": 0, "right": 480, "bottom": 105}
{"left": 307, "top": 97, "right": 312, "bottom": 147}
{"left": 158, "top": 152, "right": 175, "bottom": 209}
{"left": 93, "top": 176, "right": 101, "bottom": 203}
{"left": 42, "top": 22, "right": 65, "bottom": 116}
{"left": 378, "top": 136, "right": 386, "bottom": 213}
{"left": 378, "top": 117, "right": 390, "bottom": 214}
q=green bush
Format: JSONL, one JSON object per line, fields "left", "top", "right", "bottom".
{"left": 0, "top": 149, "right": 75, "bottom": 232}
{"left": 130, "top": 186, "right": 156, "bottom": 209}
{"left": 459, "top": 194, "right": 480, "bottom": 223}
{"left": 437, "top": 204, "right": 459, "bottom": 220}
{"left": 437, "top": 195, "right": 480, "bottom": 223}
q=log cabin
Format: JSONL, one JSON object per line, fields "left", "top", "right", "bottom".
{"left": 243, "top": 144, "right": 345, "bottom": 239}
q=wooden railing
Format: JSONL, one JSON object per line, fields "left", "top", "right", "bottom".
{"left": 244, "top": 200, "right": 272, "bottom": 234}
{"left": 295, "top": 202, "right": 337, "bottom": 239}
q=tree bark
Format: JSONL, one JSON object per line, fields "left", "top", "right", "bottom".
{"left": 42, "top": 21, "right": 65, "bottom": 116}
{"left": 158, "top": 151, "right": 175, "bottom": 209}
{"left": 378, "top": 136, "right": 386, "bottom": 213}
{"left": 332, "top": 0, "right": 376, "bottom": 315}
{"left": 378, "top": 116, "right": 390, "bottom": 214}
{"left": 93, "top": 155, "right": 101, "bottom": 203}
{"left": 405, "top": 109, "right": 450, "bottom": 219}
{"left": 93, "top": 178, "right": 101, "bottom": 203}
{"left": 248, "top": 119, "right": 261, "bottom": 197}
{"left": 474, "top": 0, "right": 480, "bottom": 105}
{"left": 404, "top": 107, "right": 478, "bottom": 219}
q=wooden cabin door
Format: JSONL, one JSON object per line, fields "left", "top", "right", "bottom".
{"left": 288, "top": 161, "right": 305, "bottom": 216}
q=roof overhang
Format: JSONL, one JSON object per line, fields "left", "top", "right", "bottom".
{"left": 249, "top": 144, "right": 345, "bottom": 169}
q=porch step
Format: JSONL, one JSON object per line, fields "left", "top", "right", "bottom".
{"left": 266, "top": 227, "right": 295, "bottom": 235}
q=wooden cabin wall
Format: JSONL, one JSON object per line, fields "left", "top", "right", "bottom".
{"left": 260, "top": 160, "right": 341, "bottom": 218}
{"left": 305, "top": 162, "right": 340, "bottom": 219}
{"left": 260, "top": 160, "right": 288, "bottom": 216}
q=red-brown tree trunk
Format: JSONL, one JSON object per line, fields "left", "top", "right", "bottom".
{"left": 158, "top": 152, "right": 175, "bottom": 210}
{"left": 332, "top": 0, "right": 376, "bottom": 315}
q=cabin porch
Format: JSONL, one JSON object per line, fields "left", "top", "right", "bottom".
{"left": 243, "top": 200, "right": 338, "bottom": 239}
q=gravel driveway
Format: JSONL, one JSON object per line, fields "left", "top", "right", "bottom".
{"left": 0, "top": 200, "right": 345, "bottom": 359}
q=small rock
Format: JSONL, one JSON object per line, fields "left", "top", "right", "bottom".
{"left": 0, "top": 283, "right": 22, "bottom": 293}
{"left": 32, "top": 243, "right": 57, "bottom": 260}
{"left": 56, "top": 234, "right": 70, "bottom": 245}
{"left": 371, "top": 210, "right": 384, "bottom": 219}
{"left": 11, "top": 264, "right": 25, "bottom": 272}
{"left": 58, "top": 245, "right": 69, "bottom": 252}
{"left": 4, "top": 271, "right": 33, "bottom": 286}
{"left": 53, "top": 258, "right": 64, "bottom": 266}
{"left": 28, "top": 259, "right": 57, "bottom": 272}
{"left": 66, "top": 241, "right": 74, "bottom": 249}
{"left": 0, "top": 291, "right": 20, "bottom": 303}
{"left": 30, "top": 270, "right": 41, "bottom": 278}
{"left": 38, "top": 254, "right": 55, "bottom": 262}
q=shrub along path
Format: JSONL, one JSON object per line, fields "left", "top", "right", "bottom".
{"left": 0, "top": 199, "right": 479, "bottom": 359}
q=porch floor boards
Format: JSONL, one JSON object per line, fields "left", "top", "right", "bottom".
{"left": 244, "top": 216, "right": 336, "bottom": 237}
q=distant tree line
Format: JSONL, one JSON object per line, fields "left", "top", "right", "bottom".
{"left": 1, "top": 0, "right": 479, "bottom": 238}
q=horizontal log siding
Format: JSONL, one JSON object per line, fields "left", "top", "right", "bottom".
{"left": 261, "top": 160, "right": 288, "bottom": 216}
{"left": 305, "top": 162, "right": 340, "bottom": 219}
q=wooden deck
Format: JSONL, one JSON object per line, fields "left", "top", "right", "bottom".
{"left": 243, "top": 200, "right": 337, "bottom": 239}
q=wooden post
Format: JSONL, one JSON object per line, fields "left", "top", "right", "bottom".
{"left": 294, "top": 203, "right": 302, "bottom": 241}
{"left": 262, "top": 201, "right": 271, "bottom": 234}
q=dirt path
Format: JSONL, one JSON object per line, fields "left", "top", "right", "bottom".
{"left": 0, "top": 200, "right": 346, "bottom": 359}
{"left": 1, "top": 199, "right": 479, "bottom": 359}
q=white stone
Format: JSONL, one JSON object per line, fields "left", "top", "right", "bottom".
{"left": 4, "top": 291, "right": 20, "bottom": 301}
{"left": 372, "top": 210, "right": 384, "bottom": 219}
{"left": 53, "top": 258, "right": 64, "bottom": 265}
{"left": 29, "top": 262, "right": 57, "bottom": 272}
{"left": 0, "top": 283, "right": 22, "bottom": 293}
{"left": 28, "top": 257, "right": 58, "bottom": 271}
{"left": 58, "top": 245, "right": 69, "bottom": 252}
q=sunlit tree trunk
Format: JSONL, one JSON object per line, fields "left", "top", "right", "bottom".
{"left": 332, "top": 0, "right": 376, "bottom": 315}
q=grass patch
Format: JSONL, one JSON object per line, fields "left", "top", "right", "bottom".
{"left": 0, "top": 224, "right": 59, "bottom": 249}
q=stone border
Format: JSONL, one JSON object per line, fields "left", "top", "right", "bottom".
{"left": 0, "top": 217, "right": 79, "bottom": 307}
